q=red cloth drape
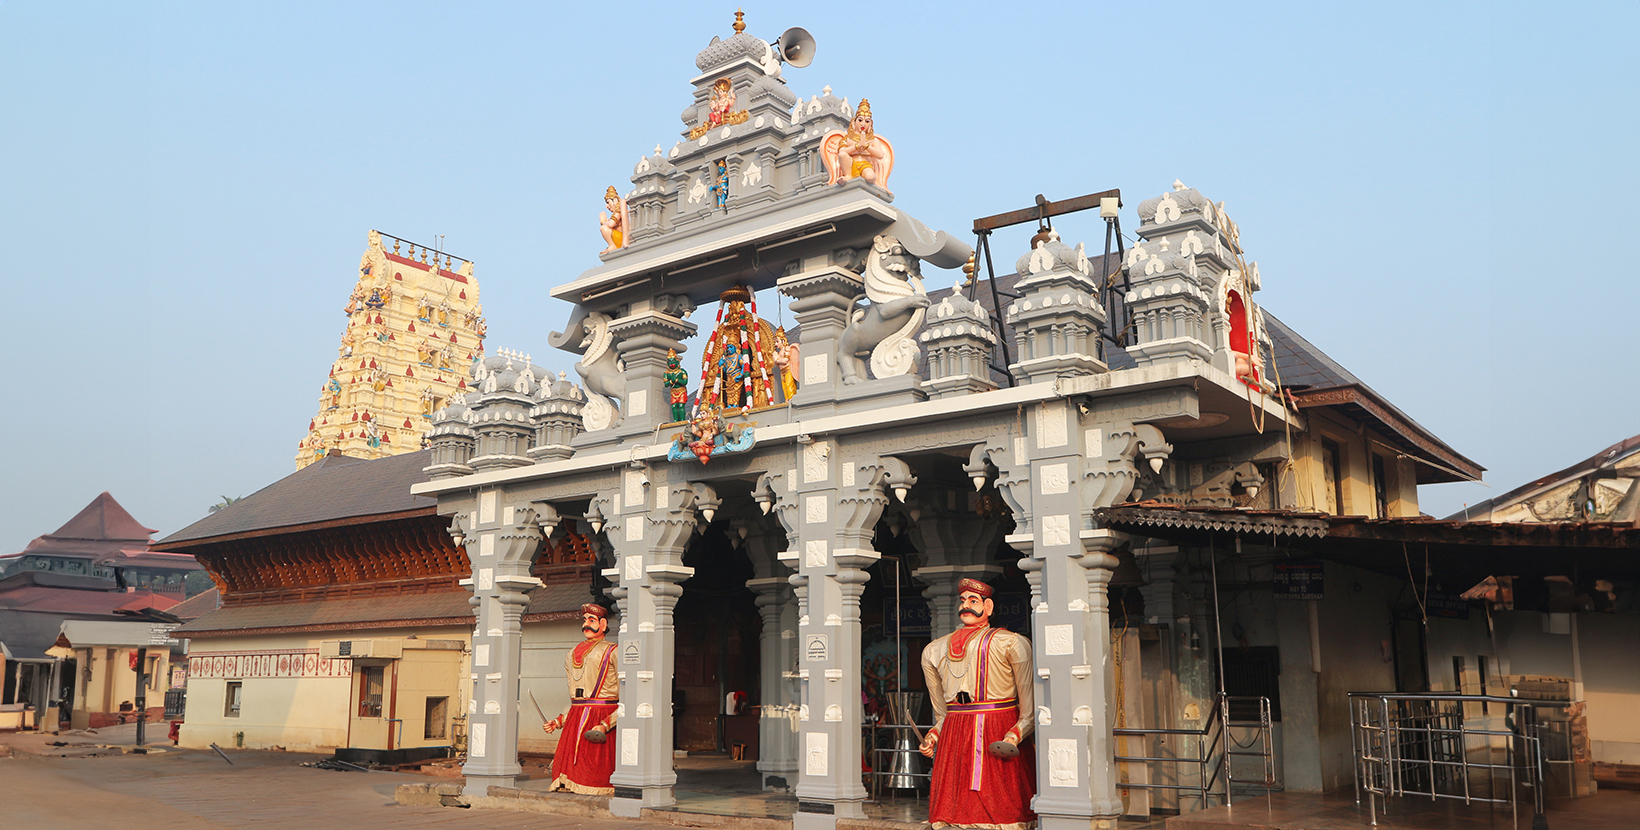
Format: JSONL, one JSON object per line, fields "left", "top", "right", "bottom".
{"left": 549, "top": 700, "right": 619, "bottom": 795}
{"left": 928, "top": 706, "right": 1036, "bottom": 829}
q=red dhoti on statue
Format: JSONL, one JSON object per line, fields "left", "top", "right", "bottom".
{"left": 928, "top": 698, "right": 1036, "bottom": 830}
{"left": 549, "top": 698, "right": 619, "bottom": 795}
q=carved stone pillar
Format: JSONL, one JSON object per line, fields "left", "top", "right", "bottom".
{"left": 1079, "top": 531, "right": 1127, "bottom": 819}
{"left": 456, "top": 494, "right": 549, "bottom": 796}
{"left": 777, "top": 267, "right": 863, "bottom": 418}
{"left": 987, "top": 401, "right": 1130, "bottom": 828}
{"left": 906, "top": 501, "right": 1003, "bottom": 634}
{"left": 738, "top": 512, "right": 799, "bottom": 791}
{"left": 768, "top": 444, "right": 897, "bottom": 829}
{"left": 608, "top": 307, "right": 696, "bottom": 443}
{"left": 749, "top": 578, "right": 799, "bottom": 787}
{"left": 605, "top": 470, "right": 704, "bottom": 816}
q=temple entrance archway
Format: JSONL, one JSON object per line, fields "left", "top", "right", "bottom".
{"left": 675, "top": 524, "right": 762, "bottom": 755}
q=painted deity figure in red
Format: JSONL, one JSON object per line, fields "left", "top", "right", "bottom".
{"left": 543, "top": 603, "right": 620, "bottom": 795}
{"left": 920, "top": 579, "right": 1036, "bottom": 830}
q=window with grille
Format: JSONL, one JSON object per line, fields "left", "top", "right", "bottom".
{"left": 1221, "top": 646, "right": 1281, "bottom": 722}
{"left": 358, "top": 666, "right": 384, "bottom": 718}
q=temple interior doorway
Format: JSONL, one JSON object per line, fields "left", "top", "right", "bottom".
{"left": 675, "top": 524, "right": 761, "bottom": 756}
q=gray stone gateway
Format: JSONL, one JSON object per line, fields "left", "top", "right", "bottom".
{"left": 414, "top": 17, "right": 1296, "bottom": 830}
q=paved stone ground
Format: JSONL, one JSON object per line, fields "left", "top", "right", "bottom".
{"left": 0, "top": 729, "right": 669, "bottom": 830}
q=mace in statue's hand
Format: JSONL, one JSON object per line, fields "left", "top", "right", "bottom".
{"left": 919, "top": 730, "right": 939, "bottom": 758}
{"left": 584, "top": 727, "right": 607, "bottom": 744}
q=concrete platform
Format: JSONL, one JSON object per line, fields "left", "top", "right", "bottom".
{"left": 1165, "top": 789, "right": 1640, "bottom": 830}
{"left": 398, "top": 755, "right": 933, "bottom": 829}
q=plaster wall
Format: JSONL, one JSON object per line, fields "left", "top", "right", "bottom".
{"left": 178, "top": 619, "right": 584, "bottom": 754}
{"left": 1492, "top": 611, "right": 1640, "bottom": 764}
{"left": 1312, "top": 563, "right": 1397, "bottom": 792}
{"left": 71, "top": 646, "right": 170, "bottom": 729}
{"left": 178, "top": 626, "right": 469, "bottom": 752}
{"left": 1577, "top": 613, "right": 1640, "bottom": 763}
{"left": 388, "top": 646, "right": 467, "bottom": 750}
{"left": 1275, "top": 599, "right": 1321, "bottom": 791}
{"left": 1286, "top": 416, "right": 1416, "bottom": 518}
{"left": 1425, "top": 613, "right": 1497, "bottom": 693}
{"left": 518, "top": 618, "right": 583, "bottom": 755}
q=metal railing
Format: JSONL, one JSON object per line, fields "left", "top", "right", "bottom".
{"left": 1112, "top": 694, "right": 1276, "bottom": 812}
{"left": 1350, "top": 692, "right": 1572, "bottom": 827}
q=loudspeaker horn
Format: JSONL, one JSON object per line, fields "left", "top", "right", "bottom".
{"left": 775, "top": 27, "right": 816, "bottom": 68}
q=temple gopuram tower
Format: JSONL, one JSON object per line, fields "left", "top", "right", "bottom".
{"left": 295, "top": 230, "right": 486, "bottom": 468}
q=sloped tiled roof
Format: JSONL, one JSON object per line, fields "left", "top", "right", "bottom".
{"left": 939, "top": 270, "right": 1476, "bottom": 479}
{"left": 1451, "top": 434, "right": 1640, "bottom": 521}
{"left": 168, "top": 587, "right": 221, "bottom": 622}
{"left": 12, "top": 492, "right": 156, "bottom": 559}
{"left": 172, "top": 582, "right": 593, "bottom": 637}
{"left": 0, "top": 584, "right": 175, "bottom": 617}
{"left": 157, "top": 450, "right": 438, "bottom": 547}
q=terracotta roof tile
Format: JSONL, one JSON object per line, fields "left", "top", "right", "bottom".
{"left": 172, "top": 582, "right": 593, "bottom": 637}
{"left": 157, "top": 450, "right": 437, "bottom": 546}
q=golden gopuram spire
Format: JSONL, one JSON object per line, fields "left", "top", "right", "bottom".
{"left": 295, "top": 230, "right": 486, "bottom": 469}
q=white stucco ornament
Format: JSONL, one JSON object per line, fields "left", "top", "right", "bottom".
{"left": 1048, "top": 739, "right": 1079, "bottom": 787}
{"left": 582, "top": 396, "right": 614, "bottom": 432}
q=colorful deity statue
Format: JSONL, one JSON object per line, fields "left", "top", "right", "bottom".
{"left": 542, "top": 604, "right": 619, "bottom": 795}
{"left": 822, "top": 98, "right": 895, "bottom": 192}
{"left": 920, "top": 579, "right": 1036, "bottom": 830}
{"left": 710, "top": 157, "right": 730, "bottom": 210}
{"left": 688, "top": 76, "right": 750, "bottom": 140}
{"left": 663, "top": 348, "right": 690, "bottom": 422}
{"left": 698, "top": 286, "right": 779, "bottom": 411}
{"left": 599, "top": 185, "right": 629, "bottom": 253}
{"left": 707, "top": 77, "right": 736, "bottom": 127}
{"left": 364, "top": 286, "right": 387, "bottom": 309}
{"left": 687, "top": 407, "right": 722, "bottom": 464}
{"left": 667, "top": 404, "right": 754, "bottom": 465}
{"left": 716, "top": 342, "right": 746, "bottom": 407}
{"left": 772, "top": 326, "right": 799, "bottom": 401}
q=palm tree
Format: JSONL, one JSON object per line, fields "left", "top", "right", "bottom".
{"left": 208, "top": 495, "right": 242, "bottom": 514}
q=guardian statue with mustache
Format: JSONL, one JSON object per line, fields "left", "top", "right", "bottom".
{"left": 919, "top": 579, "right": 1037, "bottom": 830}
{"left": 542, "top": 603, "right": 620, "bottom": 795}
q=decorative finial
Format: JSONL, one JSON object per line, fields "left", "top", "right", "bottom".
{"left": 1173, "top": 179, "right": 1187, "bottom": 191}
{"left": 733, "top": 9, "right": 745, "bottom": 34}
{"left": 654, "top": 144, "right": 663, "bottom": 155}
{"left": 822, "top": 85, "right": 832, "bottom": 96}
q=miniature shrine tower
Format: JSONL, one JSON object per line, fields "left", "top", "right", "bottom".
{"left": 295, "top": 230, "right": 486, "bottom": 468}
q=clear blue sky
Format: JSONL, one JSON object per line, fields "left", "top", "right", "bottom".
{"left": 2, "top": 1, "right": 1635, "bottom": 553}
